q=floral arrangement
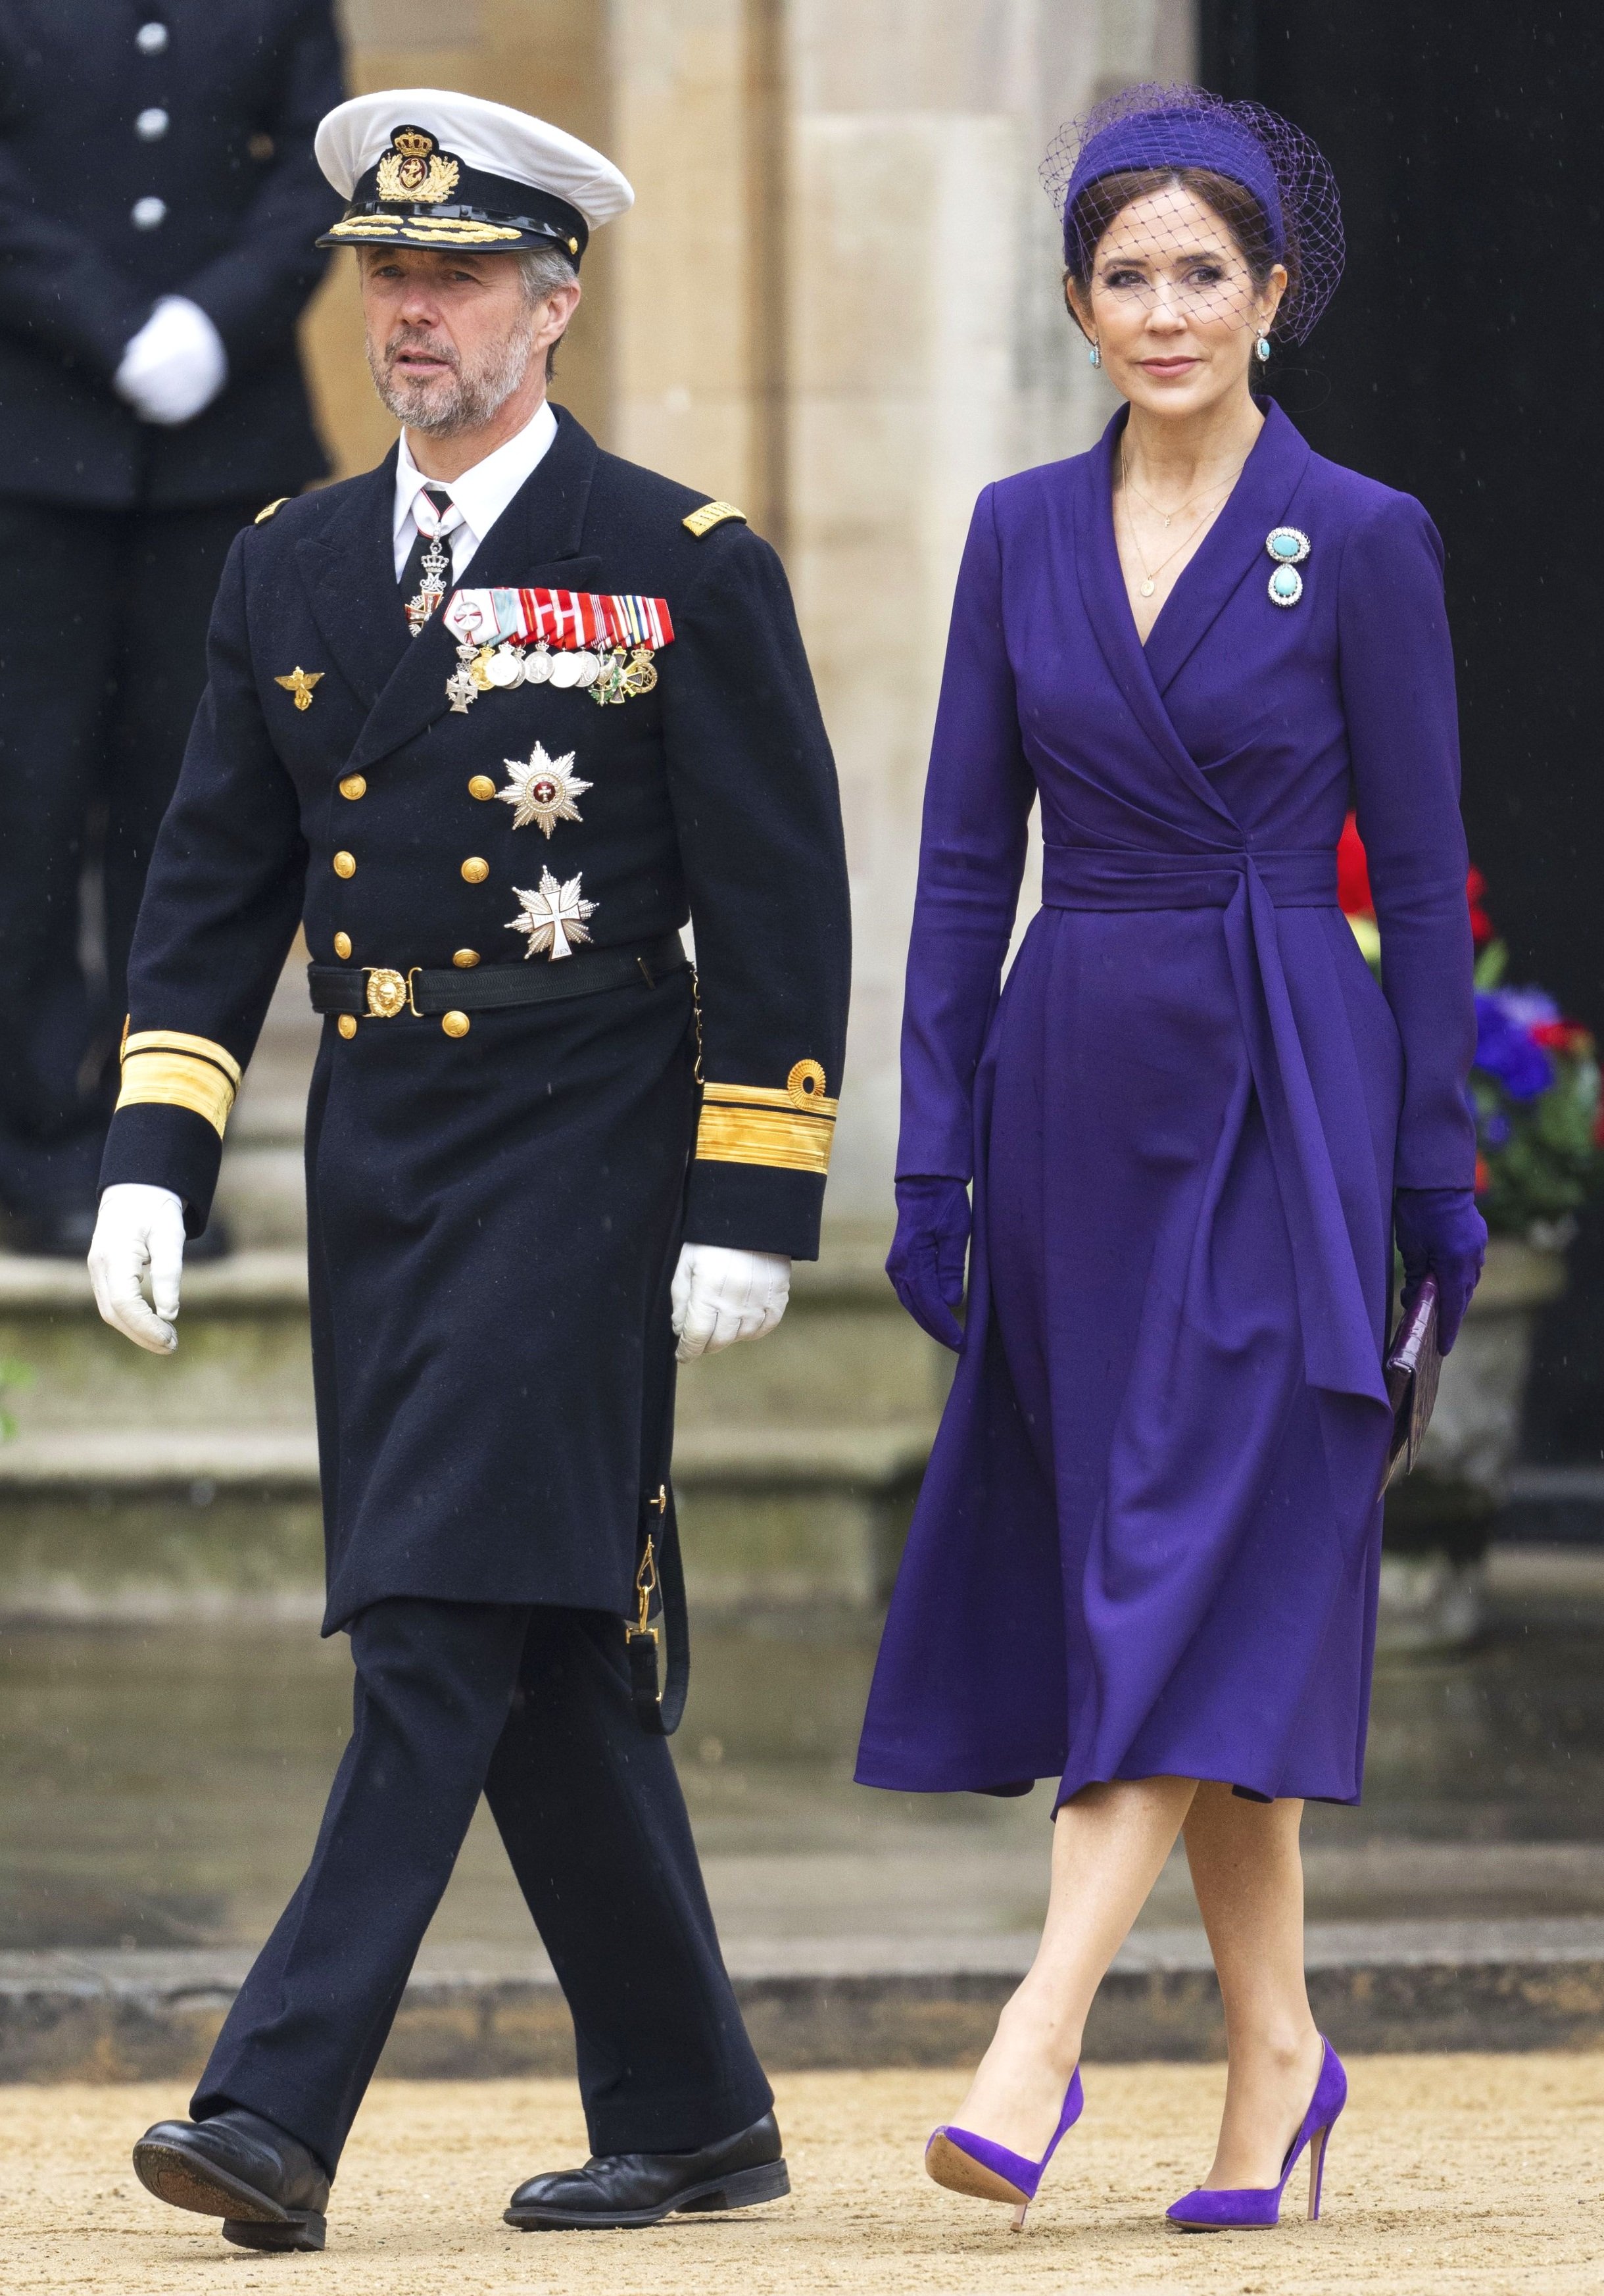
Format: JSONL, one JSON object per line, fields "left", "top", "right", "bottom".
{"left": 1338, "top": 813, "right": 1603, "bottom": 1241}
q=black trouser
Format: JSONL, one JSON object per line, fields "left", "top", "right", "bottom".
{"left": 193, "top": 1598, "right": 771, "bottom": 2175}
{"left": 0, "top": 497, "right": 254, "bottom": 1215}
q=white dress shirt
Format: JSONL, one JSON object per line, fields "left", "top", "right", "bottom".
{"left": 391, "top": 399, "right": 559, "bottom": 581}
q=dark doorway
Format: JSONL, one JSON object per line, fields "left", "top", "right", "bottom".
{"left": 1200, "top": 3, "right": 1604, "bottom": 1461}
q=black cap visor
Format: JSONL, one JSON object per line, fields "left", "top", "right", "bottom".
{"left": 318, "top": 164, "right": 589, "bottom": 262}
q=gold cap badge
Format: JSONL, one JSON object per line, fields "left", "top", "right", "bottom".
{"left": 376, "top": 126, "right": 461, "bottom": 205}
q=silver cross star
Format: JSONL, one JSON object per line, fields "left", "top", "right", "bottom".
{"left": 506, "top": 867, "right": 596, "bottom": 960}
{"left": 497, "top": 742, "right": 593, "bottom": 837}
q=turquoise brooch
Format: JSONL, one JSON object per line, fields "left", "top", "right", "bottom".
{"left": 1265, "top": 525, "right": 1310, "bottom": 607}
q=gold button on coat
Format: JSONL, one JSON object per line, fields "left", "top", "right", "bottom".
{"left": 452, "top": 948, "right": 480, "bottom": 968}
{"left": 460, "top": 856, "right": 489, "bottom": 884}
{"left": 333, "top": 931, "right": 352, "bottom": 960}
{"left": 339, "top": 773, "right": 366, "bottom": 800}
{"left": 441, "top": 1010, "right": 471, "bottom": 1038}
{"left": 333, "top": 850, "right": 356, "bottom": 878}
{"left": 337, "top": 1014, "right": 358, "bottom": 1039}
{"left": 468, "top": 775, "right": 496, "bottom": 801}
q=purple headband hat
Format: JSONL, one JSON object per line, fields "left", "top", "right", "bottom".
{"left": 1040, "top": 82, "right": 1344, "bottom": 344}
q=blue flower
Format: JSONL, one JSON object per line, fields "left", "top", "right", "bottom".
{"left": 1497, "top": 985, "right": 1561, "bottom": 1029}
{"left": 1474, "top": 990, "right": 1555, "bottom": 1103}
{"left": 1480, "top": 1110, "right": 1511, "bottom": 1148}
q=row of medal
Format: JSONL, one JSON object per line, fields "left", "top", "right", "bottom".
{"left": 447, "top": 637, "right": 659, "bottom": 712}
{"left": 441, "top": 585, "right": 675, "bottom": 714}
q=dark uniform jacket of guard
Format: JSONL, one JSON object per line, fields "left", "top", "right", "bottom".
{"left": 0, "top": 0, "right": 343, "bottom": 508}
{"left": 101, "top": 409, "right": 852, "bottom": 1630}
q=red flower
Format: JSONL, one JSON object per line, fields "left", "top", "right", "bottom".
{"left": 1465, "top": 866, "right": 1494, "bottom": 947}
{"left": 1531, "top": 1019, "right": 1594, "bottom": 1057}
{"left": 1336, "top": 812, "right": 1373, "bottom": 917}
{"left": 1475, "top": 1154, "right": 1491, "bottom": 1193}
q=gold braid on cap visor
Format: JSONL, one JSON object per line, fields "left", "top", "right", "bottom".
{"left": 116, "top": 1030, "right": 243, "bottom": 1139}
{"left": 324, "top": 212, "right": 525, "bottom": 245}
{"left": 694, "top": 1062, "right": 837, "bottom": 1175}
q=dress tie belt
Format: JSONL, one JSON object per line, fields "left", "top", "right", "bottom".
{"left": 1040, "top": 837, "right": 1387, "bottom": 1430}
{"left": 1042, "top": 843, "right": 1336, "bottom": 911}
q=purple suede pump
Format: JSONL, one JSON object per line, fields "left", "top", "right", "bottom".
{"left": 1167, "top": 2039, "right": 1348, "bottom": 2230}
{"left": 925, "top": 2068, "right": 1084, "bottom": 2230}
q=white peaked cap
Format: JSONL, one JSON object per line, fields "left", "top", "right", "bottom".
{"left": 315, "top": 89, "right": 633, "bottom": 231}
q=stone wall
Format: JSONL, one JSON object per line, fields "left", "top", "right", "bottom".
{"left": 304, "top": 0, "right": 1194, "bottom": 1215}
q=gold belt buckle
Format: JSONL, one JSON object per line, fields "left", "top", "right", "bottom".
{"left": 364, "top": 966, "right": 408, "bottom": 1019}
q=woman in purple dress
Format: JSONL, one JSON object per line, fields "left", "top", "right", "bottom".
{"left": 857, "top": 87, "right": 1487, "bottom": 2231}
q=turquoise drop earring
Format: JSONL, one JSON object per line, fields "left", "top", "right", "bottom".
{"left": 1255, "top": 331, "right": 1271, "bottom": 364}
{"left": 1088, "top": 339, "right": 1102, "bottom": 368}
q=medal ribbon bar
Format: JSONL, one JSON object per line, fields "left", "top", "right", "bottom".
{"left": 443, "top": 588, "right": 675, "bottom": 653}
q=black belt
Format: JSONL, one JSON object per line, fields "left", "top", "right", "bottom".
{"left": 308, "top": 931, "right": 687, "bottom": 1019}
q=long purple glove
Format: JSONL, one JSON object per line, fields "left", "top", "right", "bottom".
{"left": 887, "top": 1176, "right": 971, "bottom": 1351}
{"left": 1394, "top": 1186, "right": 1487, "bottom": 1354}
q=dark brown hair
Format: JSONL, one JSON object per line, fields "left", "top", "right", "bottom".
{"left": 1065, "top": 165, "right": 1300, "bottom": 329}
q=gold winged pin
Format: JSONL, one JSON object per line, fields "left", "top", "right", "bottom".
{"left": 274, "top": 668, "right": 324, "bottom": 712}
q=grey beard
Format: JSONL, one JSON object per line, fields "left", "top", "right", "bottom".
{"left": 368, "top": 322, "right": 537, "bottom": 437}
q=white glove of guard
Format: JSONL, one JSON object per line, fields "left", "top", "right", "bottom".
{"left": 671, "top": 1243, "right": 790, "bottom": 1361}
{"left": 113, "top": 296, "right": 228, "bottom": 426}
{"left": 88, "top": 1183, "right": 187, "bottom": 1354}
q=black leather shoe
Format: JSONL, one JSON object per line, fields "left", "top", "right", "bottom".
{"left": 132, "top": 2107, "right": 330, "bottom": 2252}
{"left": 505, "top": 2109, "right": 788, "bottom": 2230}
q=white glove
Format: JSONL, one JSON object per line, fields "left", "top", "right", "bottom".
{"left": 88, "top": 1183, "right": 187, "bottom": 1354}
{"left": 113, "top": 296, "right": 228, "bottom": 426}
{"left": 671, "top": 1243, "right": 790, "bottom": 1361}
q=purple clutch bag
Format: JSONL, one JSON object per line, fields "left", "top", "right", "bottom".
{"left": 1382, "top": 1274, "right": 1441, "bottom": 1492}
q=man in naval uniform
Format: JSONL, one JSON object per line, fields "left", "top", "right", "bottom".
{"left": 87, "top": 90, "right": 850, "bottom": 2254}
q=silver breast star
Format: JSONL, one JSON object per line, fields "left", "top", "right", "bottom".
{"left": 506, "top": 867, "right": 596, "bottom": 961}
{"left": 497, "top": 742, "right": 593, "bottom": 837}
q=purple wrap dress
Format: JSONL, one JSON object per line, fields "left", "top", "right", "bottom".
{"left": 856, "top": 402, "right": 1478, "bottom": 1808}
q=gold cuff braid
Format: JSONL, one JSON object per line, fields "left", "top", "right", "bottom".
{"left": 695, "top": 1069, "right": 837, "bottom": 1176}
{"left": 116, "top": 1029, "right": 242, "bottom": 1140}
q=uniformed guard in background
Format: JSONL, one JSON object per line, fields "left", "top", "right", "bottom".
{"left": 0, "top": 0, "right": 343, "bottom": 1254}
{"left": 88, "top": 89, "right": 851, "bottom": 2252}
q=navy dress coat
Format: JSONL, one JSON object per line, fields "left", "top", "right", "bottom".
{"left": 101, "top": 410, "right": 850, "bottom": 1631}
{"left": 856, "top": 403, "right": 1477, "bottom": 1807}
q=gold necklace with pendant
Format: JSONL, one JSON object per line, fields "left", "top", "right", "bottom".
{"left": 1121, "top": 453, "right": 1244, "bottom": 529}
{"left": 1118, "top": 448, "right": 1235, "bottom": 602}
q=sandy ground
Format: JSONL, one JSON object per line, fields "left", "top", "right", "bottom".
{"left": 0, "top": 2055, "right": 1599, "bottom": 2295}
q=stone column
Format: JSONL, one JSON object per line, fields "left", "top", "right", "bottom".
{"left": 785, "top": 0, "right": 1195, "bottom": 1216}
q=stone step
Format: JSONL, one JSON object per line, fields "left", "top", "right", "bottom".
{"left": 6, "top": 1916, "right": 1603, "bottom": 2081}
{"left": 0, "top": 1416, "right": 933, "bottom": 1618}
{"left": 0, "top": 1233, "right": 939, "bottom": 1436}
{"left": 0, "top": 1252, "right": 315, "bottom": 1430}
{"left": 0, "top": 1219, "right": 938, "bottom": 1617}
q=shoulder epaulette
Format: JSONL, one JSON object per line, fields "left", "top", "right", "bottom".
{"left": 683, "top": 500, "right": 746, "bottom": 539}
{"left": 254, "top": 497, "right": 290, "bottom": 525}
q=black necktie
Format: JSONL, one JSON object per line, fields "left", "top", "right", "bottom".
{"left": 400, "top": 483, "right": 458, "bottom": 635}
